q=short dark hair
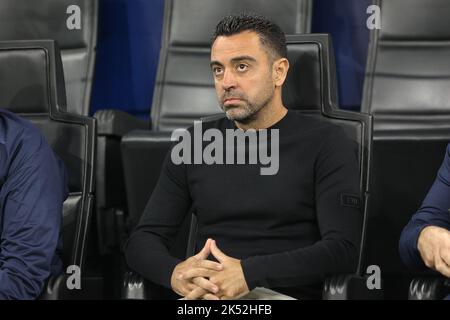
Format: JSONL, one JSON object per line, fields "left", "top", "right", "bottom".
{"left": 212, "top": 13, "right": 287, "bottom": 60}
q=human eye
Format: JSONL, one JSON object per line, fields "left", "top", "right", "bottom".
{"left": 212, "top": 66, "right": 223, "bottom": 76}
{"left": 236, "top": 63, "right": 249, "bottom": 72}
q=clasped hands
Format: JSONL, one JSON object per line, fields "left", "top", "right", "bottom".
{"left": 170, "top": 238, "right": 250, "bottom": 300}
{"left": 418, "top": 226, "right": 450, "bottom": 277}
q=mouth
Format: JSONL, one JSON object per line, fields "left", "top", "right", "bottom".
{"left": 223, "top": 98, "right": 242, "bottom": 105}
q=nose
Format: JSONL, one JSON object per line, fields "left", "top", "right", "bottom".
{"left": 221, "top": 69, "right": 237, "bottom": 91}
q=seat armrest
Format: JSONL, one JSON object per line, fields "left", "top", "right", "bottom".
{"left": 408, "top": 277, "right": 450, "bottom": 300}
{"left": 94, "top": 111, "right": 147, "bottom": 253}
{"left": 122, "top": 271, "right": 147, "bottom": 299}
{"left": 95, "top": 109, "right": 148, "bottom": 137}
{"left": 40, "top": 274, "right": 103, "bottom": 300}
{"left": 121, "top": 130, "right": 173, "bottom": 229}
{"left": 122, "top": 271, "right": 177, "bottom": 300}
{"left": 323, "top": 274, "right": 384, "bottom": 300}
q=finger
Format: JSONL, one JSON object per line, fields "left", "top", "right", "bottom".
{"left": 435, "top": 254, "right": 450, "bottom": 278}
{"left": 185, "top": 286, "right": 207, "bottom": 300}
{"left": 181, "top": 268, "right": 218, "bottom": 280}
{"left": 210, "top": 240, "right": 228, "bottom": 263}
{"left": 186, "top": 282, "right": 197, "bottom": 291}
{"left": 178, "top": 281, "right": 198, "bottom": 296}
{"left": 197, "top": 259, "right": 223, "bottom": 271}
{"left": 194, "top": 239, "right": 212, "bottom": 260}
{"left": 202, "top": 293, "right": 220, "bottom": 300}
{"left": 220, "top": 292, "right": 246, "bottom": 300}
{"left": 193, "top": 277, "right": 219, "bottom": 294}
{"left": 436, "top": 263, "right": 450, "bottom": 278}
{"left": 441, "top": 249, "right": 450, "bottom": 267}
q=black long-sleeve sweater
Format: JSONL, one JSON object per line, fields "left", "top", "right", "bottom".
{"left": 125, "top": 110, "right": 362, "bottom": 298}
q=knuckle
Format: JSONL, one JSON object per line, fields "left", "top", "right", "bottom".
{"left": 189, "top": 257, "right": 197, "bottom": 264}
{"left": 186, "top": 290, "right": 199, "bottom": 300}
{"left": 181, "top": 270, "right": 190, "bottom": 278}
{"left": 209, "top": 269, "right": 218, "bottom": 276}
{"left": 223, "top": 289, "right": 232, "bottom": 297}
{"left": 181, "top": 288, "right": 193, "bottom": 299}
{"left": 182, "top": 288, "right": 190, "bottom": 296}
{"left": 209, "top": 284, "right": 217, "bottom": 292}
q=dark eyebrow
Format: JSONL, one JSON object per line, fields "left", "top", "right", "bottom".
{"left": 230, "top": 56, "right": 257, "bottom": 64}
{"left": 210, "top": 61, "right": 223, "bottom": 68}
{"left": 210, "top": 56, "right": 257, "bottom": 69}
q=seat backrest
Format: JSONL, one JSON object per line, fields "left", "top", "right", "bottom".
{"left": 361, "top": 0, "right": 450, "bottom": 135}
{"left": 151, "top": 0, "right": 313, "bottom": 132}
{"left": 360, "top": 0, "right": 450, "bottom": 298}
{"left": 186, "top": 35, "right": 373, "bottom": 275}
{"left": 363, "top": 137, "right": 449, "bottom": 299}
{"left": 0, "top": 40, "right": 96, "bottom": 268}
{"left": 0, "top": 0, "right": 98, "bottom": 116}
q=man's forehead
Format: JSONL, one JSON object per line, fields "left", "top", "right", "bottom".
{"left": 211, "top": 30, "right": 264, "bottom": 61}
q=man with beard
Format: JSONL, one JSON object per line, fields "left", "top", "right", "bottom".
{"left": 126, "top": 14, "right": 362, "bottom": 300}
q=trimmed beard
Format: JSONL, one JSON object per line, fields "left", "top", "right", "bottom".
{"left": 221, "top": 84, "right": 275, "bottom": 124}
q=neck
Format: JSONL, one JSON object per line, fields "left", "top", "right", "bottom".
{"left": 234, "top": 98, "right": 287, "bottom": 131}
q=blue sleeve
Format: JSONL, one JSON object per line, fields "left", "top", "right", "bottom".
{"left": 399, "top": 144, "right": 450, "bottom": 269}
{"left": 0, "top": 133, "right": 68, "bottom": 299}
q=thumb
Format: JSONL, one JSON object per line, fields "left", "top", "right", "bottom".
{"left": 194, "top": 238, "right": 212, "bottom": 260}
{"left": 210, "top": 240, "right": 227, "bottom": 263}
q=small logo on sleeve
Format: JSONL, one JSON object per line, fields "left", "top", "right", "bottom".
{"left": 340, "top": 194, "right": 361, "bottom": 209}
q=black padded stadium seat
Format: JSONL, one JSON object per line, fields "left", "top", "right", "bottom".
{"left": 0, "top": 0, "right": 98, "bottom": 116}
{"left": 0, "top": 40, "right": 99, "bottom": 299}
{"left": 123, "top": 34, "right": 374, "bottom": 300}
{"left": 0, "top": 0, "right": 123, "bottom": 261}
{"left": 0, "top": 1, "right": 114, "bottom": 259}
{"left": 0, "top": 2, "right": 116, "bottom": 260}
{"left": 360, "top": 0, "right": 450, "bottom": 299}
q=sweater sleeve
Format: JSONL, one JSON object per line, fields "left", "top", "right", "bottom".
{"left": 399, "top": 144, "right": 450, "bottom": 270}
{"left": 241, "top": 126, "right": 362, "bottom": 289}
{"left": 0, "top": 132, "right": 67, "bottom": 299}
{"left": 125, "top": 146, "right": 192, "bottom": 289}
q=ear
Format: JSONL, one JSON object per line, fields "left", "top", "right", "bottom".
{"left": 273, "top": 58, "right": 289, "bottom": 87}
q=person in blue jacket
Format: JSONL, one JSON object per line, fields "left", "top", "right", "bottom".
{"left": 399, "top": 143, "right": 450, "bottom": 299}
{"left": 0, "top": 109, "right": 68, "bottom": 299}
